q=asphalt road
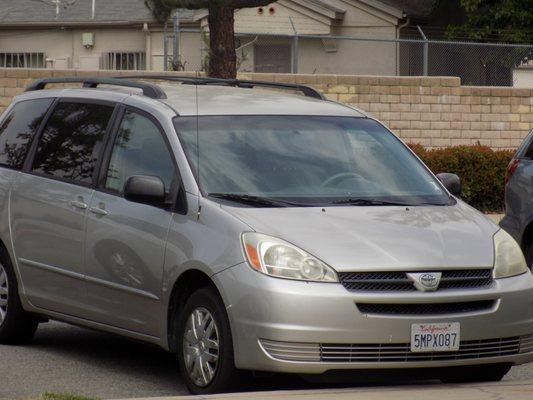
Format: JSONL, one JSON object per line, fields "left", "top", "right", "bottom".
{"left": 1, "top": 321, "right": 533, "bottom": 400}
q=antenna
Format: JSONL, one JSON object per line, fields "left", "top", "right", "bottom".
{"left": 33, "top": 0, "right": 80, "bottom": 19}
{"left": 53, "top": 0, "right": 59, "bottom": 18}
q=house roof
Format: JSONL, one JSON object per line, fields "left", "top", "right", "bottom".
{"left": 292, "top": 0, "right": 347, "bottom": 19}
{"left": 377, "top": 0, "right": 437, "bottom": 18}
{"left": 0, "top": 0, "right": 194, "bottom": 26}
{"left": 0, "top": 0, "right": 436, "bottom": 28}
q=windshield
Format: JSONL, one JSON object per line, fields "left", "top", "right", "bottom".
{"left": 174, "top": 116, "right": 451, "bottom": 206}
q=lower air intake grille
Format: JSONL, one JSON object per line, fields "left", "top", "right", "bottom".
{"left": 260, "top": 335, "right": 533, "bottom": 363}
{"left": 356, "top": 300, "right": 496, "bottom": 315}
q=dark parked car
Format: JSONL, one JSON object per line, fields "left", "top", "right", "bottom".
{"left": 501, "top": 130, "right": 533, "bottom": 269}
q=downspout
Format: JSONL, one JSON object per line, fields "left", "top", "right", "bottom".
{"left": 396, "top": 16, "right": 410, "bottom": 75}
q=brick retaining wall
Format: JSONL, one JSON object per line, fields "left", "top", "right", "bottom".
{"left": 1, "top": 69, "right": 532, "bottom": 149}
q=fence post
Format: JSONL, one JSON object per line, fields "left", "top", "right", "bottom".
{"left": 417, "top": 25, "right": 428, "bottom": 76}
{"left": 163, "top": 22, "right": 168, "bottom": 71}
{"left": 289, "top": 17, "right": 299, "bottom": 74}
{"left": 172, "top": 10, "right": 180, "bottom": 69}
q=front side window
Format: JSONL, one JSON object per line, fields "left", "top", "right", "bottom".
{"left": 106, "top": 110, "right": 176, "bottom": 195}
{"left": 0, "top": 98, "right": 53, "bottom": 170}
{"left": 32, "top": 102, "right": 114, "bottom": 184}
{"left": 175, "top": 116, "right": 450, "bottom": 206}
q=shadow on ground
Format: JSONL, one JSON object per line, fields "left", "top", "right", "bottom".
{"left": 0, "top": 321, "right": 530, "bottom": 399}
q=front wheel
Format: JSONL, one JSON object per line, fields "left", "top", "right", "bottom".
{"left": 177, "top": 287, "right": 238, "bottom": 394}
{"left": 440, "top": 363, "right": 512, "bottom": 383}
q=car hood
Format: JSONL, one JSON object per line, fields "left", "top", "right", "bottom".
{"left": 222, "top": 201, "right": 498, "bottom": 272}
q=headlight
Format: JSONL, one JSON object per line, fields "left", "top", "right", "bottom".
{"left": 242, "top": 232, "right": 338, "bottom": 282}
{"left": 493, "top": 229, "right": 528, "bottom": 279}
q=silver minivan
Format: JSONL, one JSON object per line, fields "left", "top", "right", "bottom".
{"left": 0, "top": 77, "right": 532, "bottom": 394}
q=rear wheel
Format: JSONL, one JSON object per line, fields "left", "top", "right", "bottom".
{"left": 177, "top": 287, "right": 238, "bottom": 394}
{"left": 0, "top": 247, "right": 39, "bottom": 344}
{"left": 440, "top": 363, "right": 512, "bottom": 383}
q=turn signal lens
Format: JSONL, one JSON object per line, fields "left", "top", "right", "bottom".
{"left": 245, "top": 243, "right": 261, "bottom": 270}
{"left": 505, "top": 159, "right": 520, "bottom": 185}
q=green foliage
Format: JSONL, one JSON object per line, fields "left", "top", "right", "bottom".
{"left": 41, "top": 393, "right": 97, "bottom": 400}
{"left": 409, "top": 144, "right": 514, "bottom": 213}
{"left": 446, "top": 1, "right": 533, "bottom": 85}
{"left": 449, "top": 0, "right": 533, "bottom": 43}
{"left": 144, "top": 0, "right": 174, "bottom": 23}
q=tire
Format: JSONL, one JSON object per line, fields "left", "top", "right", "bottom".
{"left": 0, "top": 247, "right": 39, "bottom": 344}
{"left": 526, "top": 242, "right": 533, "bottom": 271}
{"left": 440, "top": 363, "right": 512, "bottom": 384}
{"left": 176, "top": 287, "right": 238, "bottom": 394}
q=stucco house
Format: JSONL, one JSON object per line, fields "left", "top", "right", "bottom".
{"left": 0, "top": 0, "right": 435, "bottom": 75}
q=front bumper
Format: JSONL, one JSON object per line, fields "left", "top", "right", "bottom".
{"left": 214, "top": 263, "right": 533, "bottom": 374}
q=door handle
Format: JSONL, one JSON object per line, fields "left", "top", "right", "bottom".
{"left": 89, "top": 207, "right": 109, "bottom": 216}
{"left": 70, "top": 200, "right": 88, "bottom": 210}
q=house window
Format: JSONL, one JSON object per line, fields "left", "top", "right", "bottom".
{"left": 0, "top": 53, "right": 45, "bottom": 68}
{"left": 102, "top": 52, "right": 146, "bottom": 70}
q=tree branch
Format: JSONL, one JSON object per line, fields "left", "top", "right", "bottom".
{"left": 164, "top": 0, "right": 210, "bottom": 9}
{"left": 229, "top": 0, "right": 274, "bottom": 8}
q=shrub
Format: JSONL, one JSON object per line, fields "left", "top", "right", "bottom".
{"left": 408, "top": 144, "right": 514, "bottom": 213}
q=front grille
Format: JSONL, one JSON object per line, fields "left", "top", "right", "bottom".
{"left": 339, "top": 269, "right": 493, "bottom": 292}
{"left": 356, "top": 300, "right": 496, "bottom": 315}
{"left": 261, "top": 335, "right": 533, "bottom": 363}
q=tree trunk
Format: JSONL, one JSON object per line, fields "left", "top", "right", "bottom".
{"left": 208, "top": 4, "right": 236, "bottom": 79}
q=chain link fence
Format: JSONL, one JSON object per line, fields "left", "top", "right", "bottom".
{"left": 164, "top": 27, "right": 533, "bottom": 87}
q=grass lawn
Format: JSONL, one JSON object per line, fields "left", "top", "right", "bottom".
{"left": 39, "top": 394, "right": 98, "bottom": 400}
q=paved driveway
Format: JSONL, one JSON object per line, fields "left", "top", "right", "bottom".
{"left": 1, "top": 321, "right": 533, "bottom": 399}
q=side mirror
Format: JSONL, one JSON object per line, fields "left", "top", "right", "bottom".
{"left": 124, "top": 175, "right": 165, "bottom": 206}
{"left": 437, "top": 173, "right": 462, "bottom": 196}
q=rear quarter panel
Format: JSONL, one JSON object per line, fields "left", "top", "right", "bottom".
{"left": 508, "top": 159, "right": 533, "bottom": 246}
{"left": 0, "top": 168, "right": 22, "bottom": 288}
{"left": 0, "top": 106, "right": 23, "bottom": 290}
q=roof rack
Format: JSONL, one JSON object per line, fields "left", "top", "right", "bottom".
{"left": 115, "top": 75, "right": 326, "bottom": 100}
{"left": 25, "top": 77, "right": 167, "bottom": 100}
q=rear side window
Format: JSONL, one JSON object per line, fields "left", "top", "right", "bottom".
{"left": 0, "top": 98, "right": 53, "bottom": 170}
{"left": 32, "top": 102, "right": 114, "bottom": 184}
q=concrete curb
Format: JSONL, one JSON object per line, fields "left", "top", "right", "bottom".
{"left": 111, "top": 379, "right": 533, "bottom": 400}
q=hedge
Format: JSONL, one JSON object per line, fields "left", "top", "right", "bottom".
{"left": 408, "top": 144, "right": 515, "bottom": 213}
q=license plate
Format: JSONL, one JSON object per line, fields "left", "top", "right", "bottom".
{"left": 410, "top": 323, "right": 460, "bottom": 352}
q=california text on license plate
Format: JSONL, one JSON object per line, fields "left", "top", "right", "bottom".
{"left": 410, "top": 323, "right": 460, "bottom": 352}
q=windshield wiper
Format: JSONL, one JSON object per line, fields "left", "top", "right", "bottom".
{"left": 331, "top": 198, "right": 415, "bottom": 206}
{"left": 208, "top": 193, "right": 308, "bottom": 207}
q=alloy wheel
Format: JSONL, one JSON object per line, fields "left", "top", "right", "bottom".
{"left": 182, "top": 307, "right": 220, "bottom": 387}
{"left": 0, "top": 263, "right": 8, "bottom": 325}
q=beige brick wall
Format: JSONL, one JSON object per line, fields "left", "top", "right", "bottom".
{"left": 1, "top": 69, "right": 532, "bottom": 149}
